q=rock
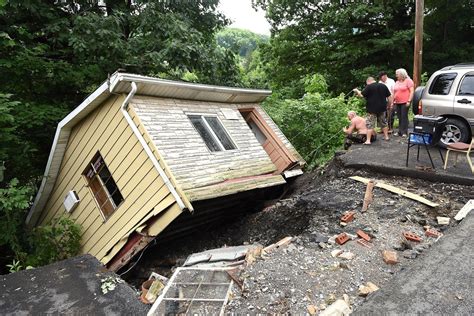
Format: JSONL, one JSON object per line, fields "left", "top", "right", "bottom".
{"left": 382, "top": 250, "right": 398, "bottom": 264}
{"left": 319, "top": 242, "right": 328, "bottom": 249}
{"left": 403, "top": 250, "right": 417, "bottom": 259}
{"left": 331, "top": 249, "right": 344, "bottom": 257}
{"left": 437, "top": 216, "right": 450, "bottom": 225}
{"left": 307, "top": 304, "right": 318, "bottom": 315}
{"left": 417, "top": 218, "right": 428, "bottom": 226}
{"left": 314, "top": 234, "right": 329, "bottom": 244}
{"left": 358, "top": 282, "right": 379, "bottom": 297}
{"left": 338, "top": 251, "right": 355, "bottom": 260}
{"left": 320, "top": 298, "right": 352, "bottom": 316}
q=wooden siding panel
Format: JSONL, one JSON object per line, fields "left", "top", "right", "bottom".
{"left": 131, "top": 97, "right": 279, "bottom": 199}
{"left": 37, "top": 94, "right": 176, "bottom": 263}
{"left": 40, "top": 100, "right": 126, "bottom": 224}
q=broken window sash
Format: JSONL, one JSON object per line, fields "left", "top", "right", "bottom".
{"left": 188, "top": 114, "right": 236, "bottom": 152}
{"left": 82, "top": 152, "right": 124, "bottom": 220}
{"left": 147, "top": 267, "right": 234, "bottom": 316}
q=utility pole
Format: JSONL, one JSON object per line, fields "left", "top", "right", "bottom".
{"left": 413, "top": 0, "right": 424, "bottom": 88}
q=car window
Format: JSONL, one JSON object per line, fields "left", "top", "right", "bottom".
{"left": 458, "top": 74, "right": 474, "bottom": 95}
{"left": 428, "top": 73, "right": 457, "bottom": 95}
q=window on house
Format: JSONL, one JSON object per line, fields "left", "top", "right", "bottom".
{"left": 188, "top": 115, "right": 236, "bottom": 152}
{"left": 83, "top": 152, "right": 123, "bottom": 220}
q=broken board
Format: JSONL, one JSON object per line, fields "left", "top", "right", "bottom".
{"left": 454, "top": 199, "right": 474, "bottom": 221}
{"left": 350, "top": 176, "right": 439, "bottom": 208}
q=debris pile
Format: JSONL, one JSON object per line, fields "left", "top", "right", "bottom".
{"left": 128, "top": 167, "right": 472, "bottom": 314}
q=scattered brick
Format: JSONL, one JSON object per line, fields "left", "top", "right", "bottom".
{"left": 341, "top": 211, "right": 356, "bottom": 223}
{"left": 336, "top": 233, "right": 350, "bottom": 245}
{"left": 403, "top": 232, "right": 422, "bottom": 242}
{"left": 356, "top": 229, "right": 371, "bottom": 242}
{"left": 382, "top": 250, "right": 398, "bottom": 264}
{"left": 357, "top": 239, "right": 373, "bottom": 248}
{"left": 425, "top": 228, "right": 443, "bottom": 238}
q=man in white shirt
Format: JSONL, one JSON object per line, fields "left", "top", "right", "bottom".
{"left": 379, "top": 71, "right": 396, "bottom": 132}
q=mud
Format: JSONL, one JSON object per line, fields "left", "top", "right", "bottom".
{"left": 122, "top": 159, "right": 472, "bottom": 314}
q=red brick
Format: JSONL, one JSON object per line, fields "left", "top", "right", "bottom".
{"left": 403, "top": 232, "right": 422, "bottom": 242}
{"left": 336, "top": 233, "right": 350, "bottom": 245}
{"left": 425, "top": 228, "right": 443, "bottom": 238}
{"left": 357, "top": 239, "right": 373, "bottom": 248}
{"left": 382, "top": 250, "right": 398, "bottom": 264}
{"left": 356, "top": 230, "right": 371, "bottom": 242}
{"left": 341, "top": 211, "right": 356, "bottom": 223}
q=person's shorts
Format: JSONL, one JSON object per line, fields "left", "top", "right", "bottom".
{"left": 366, "top": 112, "right": 387, "bottom": 129}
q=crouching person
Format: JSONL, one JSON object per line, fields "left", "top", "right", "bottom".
{"left": 343, "top": 111, "right": 376, "bottom": 149}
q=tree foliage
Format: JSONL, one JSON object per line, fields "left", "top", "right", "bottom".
{"left": 263, "top": 74, "right": 362, "bottom": 168}
{"left": 216, "top": 28, "right": 268, "bottom": 58}
{"left": 0, "top": 0, "right": 240, "bottom": 181}
{"left": 255, "top": 0, "right": 474, "bottom": 97}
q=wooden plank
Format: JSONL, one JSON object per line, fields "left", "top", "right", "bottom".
{"left": 454, "top": 200, "right": 474, "bottom": 221}
{"left": 350, "top": 176, "right": 439, "bottom": 207}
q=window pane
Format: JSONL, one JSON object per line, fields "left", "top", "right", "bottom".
{"left": 205, "top": 117, "right": 236, "bottom": 150}
{"left": 458, "top": 75, "right": 474, "bottom": 95}
{"left": 98, "top": 165, "right": 123, "bottom": 207}
{"left": 83, "top": 152, "right": 124, "bottom": 220}
{"left": 428, "top": 73, "right": 457, "bottom": 95}
{"left": 188, "top": 115, "right": 221, "bottom": 152}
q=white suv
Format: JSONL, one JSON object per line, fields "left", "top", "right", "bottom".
{"left": 413, "top": 63, "right": 474, "bottom": 147}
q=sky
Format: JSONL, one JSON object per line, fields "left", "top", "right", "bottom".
{"left": 217, "top": 0, "right": 271, "bottom": 35}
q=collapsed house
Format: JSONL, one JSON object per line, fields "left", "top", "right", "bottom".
{"left": 26, "top": 72, "right": 305, "bottom": 271}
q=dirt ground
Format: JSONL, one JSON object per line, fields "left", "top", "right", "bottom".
{"left": 124, "top": 158, "right": 473, "bottom": 314}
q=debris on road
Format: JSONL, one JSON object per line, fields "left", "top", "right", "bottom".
{"left": 126, "top": 164, "right": 471, "bottom": 314}
{"left": 350, "top": 176, "right": 439, "bottom": 207}
{"left": 437, "top": 216, "right": 450, "bottom": 225}
{"left": 382, "top": 250, "right": 398, "bottom": 265}
{"left": 357, "top": 282, "right": 379, "bottom": 297}
{"left": 403, "top": 232, "right": 422, "bottom": 242}
{"left": 454, "top": 200, "right": 474, "bottom": 221}
{"left": 356, "top": 230, "right": 371, "bottom": 242}
{"left": 361, "top": 180, "right": 374, "bottom": 212}
{"left": 320, "top": 294, "right": 352, "bottom": 316}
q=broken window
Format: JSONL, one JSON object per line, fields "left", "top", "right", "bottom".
{"left": 83, "top": 152, "right": 123, "bottom": 220}
{"left": 188, "top": 115, "right": 236, "bottom": 152}
{"left": 148, "top": 268, "right": 234, "bottom": 315}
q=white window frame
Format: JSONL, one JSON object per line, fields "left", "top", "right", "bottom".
{"left": 187, "top": 113, "right": 237, "bottom": 152}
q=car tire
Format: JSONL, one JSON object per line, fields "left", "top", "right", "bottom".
{"left": 412, "top": 87, "right": 424, "bottom": 115}
{"left": 439, "top": 118, "right": 470, "bottom": 148}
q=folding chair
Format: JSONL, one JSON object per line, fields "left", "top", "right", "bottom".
{"left": 443, "top": 138, "right": 474, "bottom": 173}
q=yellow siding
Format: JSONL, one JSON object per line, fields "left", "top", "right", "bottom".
{"left": 38, "top": 94, "right": 179, "bottom": 263}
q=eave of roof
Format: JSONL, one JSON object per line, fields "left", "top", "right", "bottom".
{"left": 25, "top": 73, "right": 272, "bottom": 227}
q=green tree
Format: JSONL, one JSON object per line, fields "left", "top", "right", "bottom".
{"left": 263, "top": 74, "right": 354, "bottom": 168}
{"left": 255, "top": 0, "right": 473, "bottom": 96}
{"left": 216, "top": 28, "right": 268, "bottom": 58}
{"left": 0, "top": 0, "right": 240, "bottom": 182}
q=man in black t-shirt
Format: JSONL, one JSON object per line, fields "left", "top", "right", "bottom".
{"left": 353, "top": 77, "right": 392, "bottom": 144}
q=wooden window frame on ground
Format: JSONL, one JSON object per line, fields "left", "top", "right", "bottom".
{"left": 187, "top": 114, "right": 237, "bottom": 152}
{"left": 82, "top": 151, "right": 124, "bottom": 221}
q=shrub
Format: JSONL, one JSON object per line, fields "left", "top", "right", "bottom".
{"left": 27, "top": 216, "right": 82, "bottom": 267}
{"left": 0, "top": 178, "right": 32, "bottom": 256}
{"left": 263, "top": 74, "right": 364, "bottom": 168}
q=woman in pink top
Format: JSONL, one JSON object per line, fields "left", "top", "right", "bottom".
{"left": 393, "top": 68, "right": 414, "bottom": 137}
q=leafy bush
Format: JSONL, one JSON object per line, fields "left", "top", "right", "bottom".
{"left": 263, "top": 74, "right": 366, "bottom": 168}
{"left": 0, "top": 178, "right": 32, "bottom": 256}
{"left": 28, "top": 216, "right": 82, "bottom": 267}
